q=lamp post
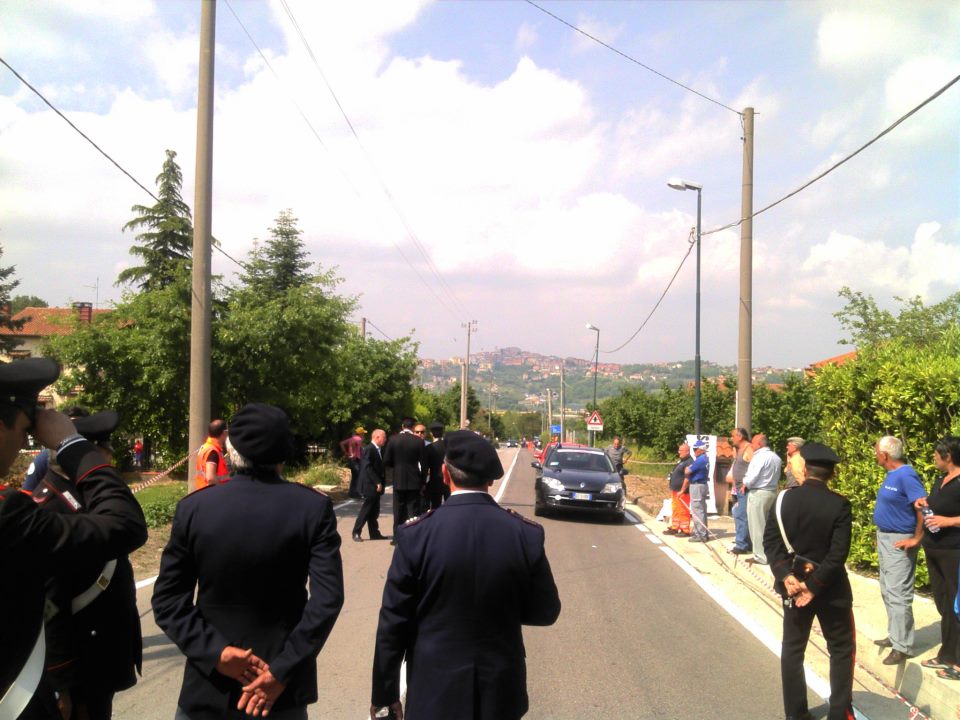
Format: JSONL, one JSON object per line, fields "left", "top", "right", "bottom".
{"left": 667, "top": 178, "right": 702, "bottom": 436}
{"left": 586, "top": 323, "right": 599, "bottom": 446}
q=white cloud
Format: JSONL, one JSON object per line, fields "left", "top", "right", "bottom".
{"left": 142, "top": 30, "right": 200, "bottom": 97}
{"left": 571, "top": 14, "right": 624, "bottom": 53}
{"left": 515, "top": 22, "right": 538, "bottom": 52}
{"left": 801, "top": 222, "right": 958, "bottom": 298}
{"left": 816, "top": 10, "right": 900, "bottom": 71}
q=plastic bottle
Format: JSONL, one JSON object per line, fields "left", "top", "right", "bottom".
{"left": 922, "top": 506, "right": 940, "bottom": 533}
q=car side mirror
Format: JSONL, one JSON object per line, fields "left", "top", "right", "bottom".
{"left": 531, "top": 461, "right": 542, "bottom": 470}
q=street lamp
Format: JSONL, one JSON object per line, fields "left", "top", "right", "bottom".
{"left": 667, "top": 178, "right": 702, "bottom": 436}
{"left": 586, "top": 323, "right": 600, "bottom": 446}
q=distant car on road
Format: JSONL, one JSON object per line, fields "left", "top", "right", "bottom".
{"left": 532, "top": 446, "right": 625, "bottom": 522}
{"left": 505, "top": 439, "right": 518, "bottom": 448}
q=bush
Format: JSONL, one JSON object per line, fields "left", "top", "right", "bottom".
{"left": 292, "top": 461, "right": 348, "bottom": 488}
{"left": 136, "top": 482, "right": 187, "bottom": 528}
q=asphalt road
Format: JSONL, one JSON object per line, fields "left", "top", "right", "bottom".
{"left": 117, "top": 448, "right": 810, "bottom": 719}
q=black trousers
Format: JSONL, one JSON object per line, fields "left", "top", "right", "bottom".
{"left": 781, "top": 600, "right": 854, "bottom": 720}
{"left": 347, "top": 459, "right": 361, "bottom": 498}
{"left": 393, "top": 489, "right": 422, "bottom": 527}
{"left": 353, "top": 493, "right": 382, "bottom": 537}
{"left": 425, "top": 492, "right": 445, "bottom": 511}
{"left": 924, "top": 545, "right": 960, "bottom": 664}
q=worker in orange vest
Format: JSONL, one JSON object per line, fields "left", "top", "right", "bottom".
{"left": 195, "top": 419, "right": 229, "bottom": 490}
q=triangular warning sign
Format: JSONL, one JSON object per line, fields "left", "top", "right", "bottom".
{"left": 587, "top": 411, "right": 603, "bottom": 425}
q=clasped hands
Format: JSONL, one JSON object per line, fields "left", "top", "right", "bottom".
{"left": 216, "top": 646, "right": 287, "bottom": 717}
{"left": 783, "top": 574, "right": 813, "bottom": 607}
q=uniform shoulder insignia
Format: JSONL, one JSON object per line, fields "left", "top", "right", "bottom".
{"left": 505, "top": 507, "right": 542, "bottom": 527}
{"left": 403, "top": 509, "right": 435, "bottom": 526}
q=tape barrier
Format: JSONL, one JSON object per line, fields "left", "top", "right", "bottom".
{"left": 130, "top": 449, "right": 196, "bottom": 494}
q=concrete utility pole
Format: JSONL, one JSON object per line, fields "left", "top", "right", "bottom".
{"left": 459, "top": 320, "right": 476, "bottom": 429}
{"left": 359, "top": 316, "right": 367, "bottom": 338}
{"left": 559, "top": 362, "right": 565, "bottom": 441}
{"left": 737, "top": 107, "right": 755, "bottom": 433}
{"left": 546, "top": 391, "right": 552, "bottom": 436}
{"left": 188, "top": 0, "right": 216, "bottom": 491}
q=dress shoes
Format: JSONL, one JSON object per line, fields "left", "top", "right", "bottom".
{"left": 730, "top": 546, "right": 752, "bottom": 555}
{"left": 883, "top": 649, "right": 912, "bottom": 665}
{"left": 351, "top": 533, "right": 363, "bottom": 542}
{"left": 874, "top": 637, "right": 893, "bottom": 648}
{"left": 663, "top": 528, "right": 678, "bottom": 535}
{"left": 370, "top": 533, "right": 389, "bottom": 541}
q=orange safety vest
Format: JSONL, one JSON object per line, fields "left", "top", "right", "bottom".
{"left": 195, "top": 436, "right": 229, "bottom": 489}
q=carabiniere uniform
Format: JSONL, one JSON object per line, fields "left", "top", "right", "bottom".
{"left": 31, "top": 410, "right": 142, "bottom": 716}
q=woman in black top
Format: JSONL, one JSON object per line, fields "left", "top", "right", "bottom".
{"left": 918, "top": 436, "right": 960, "bottom": 677}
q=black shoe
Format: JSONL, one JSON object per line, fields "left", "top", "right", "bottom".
{"left": 370, "top": 533, "right": 389, "bottom": 541}
{"left": 874, "top": 637, "right": 893, "bottom": 648}
{"left": 730, "top": 546, "right": 752, "bottom": 555}
{"left": 883, "top": 649, "right": 912, "bottom": 665}
{"left": 352, "top": 533, "right": 363, "bottom": 542}
{"left": 390, "top": 539, "right": 397, "bottom": 546}
{"left": 663, "top": 528, "right": 678, "bottom": 535}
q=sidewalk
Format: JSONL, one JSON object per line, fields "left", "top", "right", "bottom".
{"left": 630, "top": 498, "right": 960, "bottom": 720}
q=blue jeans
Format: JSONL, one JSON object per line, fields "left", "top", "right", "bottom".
{"left": 732, "top": 489, "right": 751, "bottom": 550}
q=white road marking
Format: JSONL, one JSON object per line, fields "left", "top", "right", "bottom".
{"left": 494, "top": 449, "right": 519, "bottom": 503}
{"left": 635, "top": 523, "right": 869, "bottom": 720}
{"left": 135, "top": 575, "right": 158, "bottom": 590}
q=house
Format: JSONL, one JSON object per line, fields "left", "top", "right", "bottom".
{"left": 0, "top": 302, "right": 108, "bottom": 406}
{"left": 805, "top": 350, "right": 858, "bottom": 376}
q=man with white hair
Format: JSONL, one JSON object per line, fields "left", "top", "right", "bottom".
{"left": 784, "top": 437, "right": 806, "bottom": 489}
{"left": 743, "top": 433, "right": 782, "bottom": 564}
{"left": 872, "top": 435, "right": 926, "bottom": 665}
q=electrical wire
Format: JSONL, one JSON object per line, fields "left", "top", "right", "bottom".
{"left": 277, "top": 0, "right": 470, "bottom": 321}
{"left": 524, "top": 0, "right": 741, "bottom": 116}
{"left": 366, "top": 320, "right": 394, "bottom": 341}
{"left": 703, "top": 72, "right": 960, "bottom": 236}
{"left": 0, "top": 54, "right": 247, "bottom": 272}
{"left": 602, "top": 228, "right": 696, "bottom": 354}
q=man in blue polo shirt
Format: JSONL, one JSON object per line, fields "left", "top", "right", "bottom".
{"left": 682, "top": 440, "right": 711, "bottom": 542}
{"left": 873, "top": 435, "right": 927, "bottom": 665}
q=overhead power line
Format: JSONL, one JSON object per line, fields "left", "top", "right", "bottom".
{"left": 602, "top": 228, "right": 697, "bottom": 354}
{"left": 277, "top": 0, "right": 471, "bottom": 321}
{"left": 0, "top": 54, "right": 247, "bottom": 272}
{"left": 525, "top": 0, "right": 741, "bottom": 116}
{"left": 703, "top": 72, "right": 960, "bottom": 236}
{"left": 366, "top": 320, "right": 394, "bottom": 341}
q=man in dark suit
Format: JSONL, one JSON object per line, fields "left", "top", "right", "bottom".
{"left": 0, "top": 358, "right": 147, "bottom": 720}
{"left": 152, "top": 403, "right": 344, "bottom": 720}
{"left": 423, "top": 422, "right": 447, "bottom": 510}
{"left": 353, "top": 429, "right": 388, "bottom": 542}
{"left": 763, "top": 442, "right": 854, "bottom": 720}
{"left": 371, "top": 430, "right": 561, "bottom": 720}
{"left": 383, "top": 418, "right": 427, "bottom": 528}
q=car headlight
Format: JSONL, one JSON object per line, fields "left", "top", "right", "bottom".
{"left": 542, "top": 477, "right": 564, "bottom": 493}
{"left": 603, "top": 482, "right": 623, "bottom": 494}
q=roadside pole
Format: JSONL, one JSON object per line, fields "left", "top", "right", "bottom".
{"left": 736, "top": 107, "right": 754, "bottom": 433}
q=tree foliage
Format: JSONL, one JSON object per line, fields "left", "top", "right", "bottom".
{"left": 750, "top": 374, "right": 820, "bottom": 455}
{"left": 117, "top": 149, "right": 193, "bottom": 291}
{"left": 239, "top": 210, "right": 312, "bottom": 296}
{"left": 834, "top": 286, "right": 960, "bottom": 348}
{"left": 0, "top": 245, "right": 25, "bottom": 353}
{"left": 11, "top": 295, "right": 48, "bottom": 315}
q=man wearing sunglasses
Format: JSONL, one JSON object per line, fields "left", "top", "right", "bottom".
{"left": 0, "top": 358, "right": 147, "bottom": 719}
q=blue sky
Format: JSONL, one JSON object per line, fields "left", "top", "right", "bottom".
{"left": 1, "top": 0, "right": 957, "bottom": 369}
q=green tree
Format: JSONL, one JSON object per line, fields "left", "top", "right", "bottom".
{"left": 117, "top": 149, "right": 193, "bottom": 291}
{"left": 750, "top": 373, "right": 821, "bottom": 454}
{"left": 412, "top": 386, "right": 452, "bottom": 428}
{"left": 0, "top": 246, "right": 26, "bottom": 354}
{"left": 834, "top": 286, "right": 960, "bottom": 347}
{"left": 10, "top": 294, "right": 48, "bottom": 315}
{"left": 239, "top": 210, "right": 312, "bottom": 296}
{"left": 437, "top": 382, "right": 480, "bottom": 427}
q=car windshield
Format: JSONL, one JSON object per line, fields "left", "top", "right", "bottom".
{"left": 549, "top": 450, "right": 614, "bottom": 473}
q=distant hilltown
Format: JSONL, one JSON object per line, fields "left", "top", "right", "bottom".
{"left": 418, "top": 346, "right": 803, "bottom": 410}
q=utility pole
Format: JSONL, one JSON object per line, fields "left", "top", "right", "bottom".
{"left": 188, "top": 0, "right": 216, "bottom": 491}
{"left": 546, "top": 391, "right": 552, "bottom": 437}
{"left": 459, "top": 320, "right": 476, "bottom": 429}
{"left": 737, "top": 107, "right": 755, "bottom": 434}
{"left": 359, "top": 316, "right": 367, "bottom": 338}
{"left": 559, "top": 362, "right": 565, "bottom": 441}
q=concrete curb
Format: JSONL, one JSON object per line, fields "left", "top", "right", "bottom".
{"left": 629, "top": 499, "right": 959, "bottom": 720}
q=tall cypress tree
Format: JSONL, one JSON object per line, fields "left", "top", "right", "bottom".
{"left": 239, "top": 210, "right": 312, "bottom": 297}
{"left": 117, "top": 149, "right": 193, "bottom": 291}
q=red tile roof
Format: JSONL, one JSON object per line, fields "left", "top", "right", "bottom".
{"left": 1, "top": 307, "right": 110, "bottom": 337}
{"left": 807, "top": 350, "right": 858, "bottom": 370}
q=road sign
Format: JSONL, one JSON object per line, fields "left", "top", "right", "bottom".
{"left": 586, "top": 411, "right": 603, "bottom": 431}
{"left": 550, "top": 424, "right": 562, "bottom": 434}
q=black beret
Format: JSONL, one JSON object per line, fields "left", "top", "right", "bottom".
{"left": 229, "top": 403, "right": 293, "bottom": 465}
{"left": 0, "top": 357, "right": 59, "bottom": 404}
{"left": 800, "top": 441, "right": 841, "bottom": 468}
{"left": 444, "top": 430, "right": 503, "bottom": 482}
{"left": 73, "top": 410, "right": 120, "bottom": 443}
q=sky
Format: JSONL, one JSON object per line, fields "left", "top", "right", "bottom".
{"left": 1, "top": 0, "right": 957, "bottom": 370}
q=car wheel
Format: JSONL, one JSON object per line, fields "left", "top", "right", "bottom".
{"left": 609, "top": 512, "right": 625, "bottom": 524}
{"left": 534, "top": 504, "right": 546, "bottom": 517}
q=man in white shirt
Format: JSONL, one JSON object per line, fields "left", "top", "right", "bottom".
{"left": 742, "top": 433, "right": 782, "bottom": 565}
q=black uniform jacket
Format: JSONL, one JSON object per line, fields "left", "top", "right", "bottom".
{"left": 0, "top": 441, "right": 147, "bottom": 717}
{"left": 423, "top": 439, "right": 446, "bottom": 495}
{"left": 32, "top": 467, "right": 142, "bottom": 695}
{"left": 383, "top": 432, "right": 427, "bottom": 492}
{"left": 151, "top": 473, "right": 344, "bottom": 719}
{"left": 372, "top": 492, "right": 561, "bottom": 720}
{"left": 358, "top": 442, "right": 386, "bottom": 496}
{"left": 763, "top": 479, "right": 853, "bottom": 606}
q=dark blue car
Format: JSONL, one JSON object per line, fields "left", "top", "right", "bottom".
{"left": 532, "top": 447, "right": 625, "bottom": 521}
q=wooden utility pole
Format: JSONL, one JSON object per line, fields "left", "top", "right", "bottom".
{"left": 737, "top": 107, "right": 754, "bottom": 433}
{"left": 188, "top": 0, "right": 216, "bottom": 491}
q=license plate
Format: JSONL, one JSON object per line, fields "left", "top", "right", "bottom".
{"left": 571, "top": 492, "right": 592, "bottom": 500}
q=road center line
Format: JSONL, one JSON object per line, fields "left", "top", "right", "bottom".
{"left": 494, "top": 449, "right": 519, "bottom": 504}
